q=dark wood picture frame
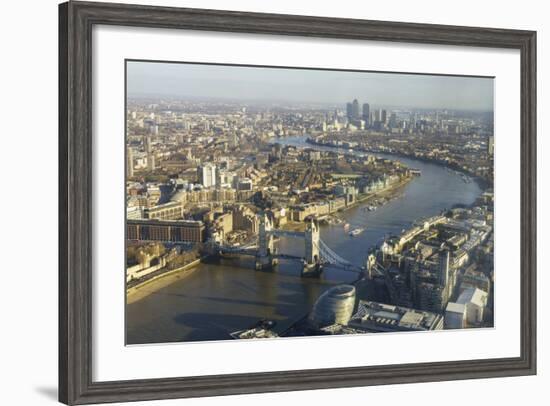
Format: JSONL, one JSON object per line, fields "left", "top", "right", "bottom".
{"left": 59, "top": 1, "right": 537, "bottom": 404}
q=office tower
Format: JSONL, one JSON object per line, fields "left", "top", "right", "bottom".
{"left": 198, "top": 163, "right": 217, "bottom": 188}
{"left": 346, "top": 102, "right": 353, "bottom": 120}
{"left": 351, "top": 99, "right": 360, "bottom": 120}
{"left": 389, "top": 112, "right": 397, "bottom": 128}
{"left": 126, "top": 147, "right": 134, "bottom": 178}
{"left": 410, "top": 112, "right": 417, "bottom": 130}
{"left": 380, "top": 109, "right": 387, "bottom": 124}
{"left": 374, "top": 109, "right": 381, "bottom": 123}
{"left": 362, "top": 103, "right": 370, "bottom": 125}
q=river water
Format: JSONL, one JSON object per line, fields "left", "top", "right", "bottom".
{"left": 126, "top": 136, "right": 482, "bottom": 344}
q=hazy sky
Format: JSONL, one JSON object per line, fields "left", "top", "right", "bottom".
{"left": 127, "top": 61, "right": 494, "bottom": 111}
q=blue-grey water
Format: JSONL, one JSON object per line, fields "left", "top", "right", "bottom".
{"left": 126, "top": 135, "right": 482, "bottom": 344}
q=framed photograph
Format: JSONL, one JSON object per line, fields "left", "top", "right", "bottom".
{"left": 59, "top": 1, "right": 536, "bottom": 404}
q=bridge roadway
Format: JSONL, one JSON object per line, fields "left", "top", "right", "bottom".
{"left": 212, "top": 228, "right": 362, "bottom": 274}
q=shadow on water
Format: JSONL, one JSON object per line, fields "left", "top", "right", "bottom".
{"left": 172, "top": 312, "right": 259, "bottom": 342}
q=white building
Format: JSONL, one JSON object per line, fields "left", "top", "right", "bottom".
{"left": 451, "top": 287, "right": 488, "bottom": 326}
{"left": 445, "top": 302, "right": 466, "bottom": 329}
{"left": 198, "top": 163, "right": 217, "bottom": 188}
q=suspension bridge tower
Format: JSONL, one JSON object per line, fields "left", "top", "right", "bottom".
{"left": 255, "top": 212, "right": 278, "bottom": 270}
{"left": 302, "top": 219, "right": 322, "bottom": 276}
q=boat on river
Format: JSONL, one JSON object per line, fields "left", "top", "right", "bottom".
{"left": 349, "top": 227, "right": 365, "bottom": 236}
{"left": 230, "top": 319, "right": 278, "bottom": 339}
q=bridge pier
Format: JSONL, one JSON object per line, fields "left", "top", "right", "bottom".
{"left": 302, "top": 220, "right": 322, "bottom": 277}
{"left": 302, "top": 259, "right": 322, "bottom": 277}
{"left": 256, "top": 213, "right": 278, "bottom": 271}
{"left": 255, "top": 252, "right": 278, "bottom": 270}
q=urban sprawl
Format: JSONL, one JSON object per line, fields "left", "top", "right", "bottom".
{"left": 126, "top": 96, "right": 494, "bottom": 339}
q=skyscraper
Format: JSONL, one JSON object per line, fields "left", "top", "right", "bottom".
{"left": 127, "top": 147, "right": 134, "bottom": 178}
{"left": 351, "top": 99, "right": 360, "bottom": 120}
{"left": 346, "top": 102, "right": 353, "bottom": 120}
{"left": 362, "top": 103, "right": 370, "bottom": 125}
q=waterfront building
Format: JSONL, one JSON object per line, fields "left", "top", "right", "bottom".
{"left": 348, "top": 301, "right": 444, "bottom": 332}
{"left": 127, "top": 219, "right": 206, "bottom": 243}
{"left": 212, "top": 212, "right": 233, "bottom": 240}
{"left": 309, "top": 285, "right": 356, "bottom": 328}
{"left": 289, "top": 202, "right": 330, "bottom": 222}
{"left": 231, "top": 205, "right": 259, "bottom": 234}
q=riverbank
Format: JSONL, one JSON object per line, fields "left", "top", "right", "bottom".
{"left": 305, "top": 137, "right": 490, "bottom": 191}
{"left": 279, "top": 175, "right": 411, "bottom": 232}
{"left": 346, "top": 175, "right": 412, "bottom": 210}
{"left": 126, "top": 258, "right": 202, "bottom": 304}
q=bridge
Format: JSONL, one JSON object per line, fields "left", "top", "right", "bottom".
{"left": 211, "top": 213, "right": 361, "bottom": 276}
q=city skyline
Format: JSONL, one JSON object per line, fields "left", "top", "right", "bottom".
{"left": 127, "top": 61, "right": 494, "bottom": 111}
{"left": 125, "top": 61, "right": 494, "bottom": 344}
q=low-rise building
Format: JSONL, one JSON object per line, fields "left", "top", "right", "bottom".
{"left": 454, "top": 287, "right": 488, "bottom": 326}
{"left": 348, "top": 300, "right": 444, "bottom": 332}
{"left": 445, "top": 302, "right": 466, "bottom": 329}
{"left": 144, "top": 201, "right": 184, "bottom": 220}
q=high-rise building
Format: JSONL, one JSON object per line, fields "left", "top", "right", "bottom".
{"left": 126, "top": 147, "right": 134, "bottom": 178}
{"left": 488, "top": 136, "right": 494, "bottom": 156}
{"left": 362, "top": 103, "right": 370, "bottom": 125}
{"left": 198, "top": 163, "right": 217, "bottom": 188}
{"left": 380, "top": 109, "right": 387, "bottom": 124}
{"left": 346, "top": 102, "right": 353, "bottom": 120}
{"left": 389, "top": 112, "right": 397, "bottom": 128}
{"left": 374, "top": 109, "right": 381, "bottom": 123}
{"left": 351, "top": 99, "right": 360, "bottom": 120}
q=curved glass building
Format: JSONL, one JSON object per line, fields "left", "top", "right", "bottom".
{"left": 309, "top": 284, "right": 356, "bottom": 328}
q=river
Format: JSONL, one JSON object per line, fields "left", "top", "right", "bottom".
{"left": 126, "top": 136, "right": 482, "bottom": 345}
